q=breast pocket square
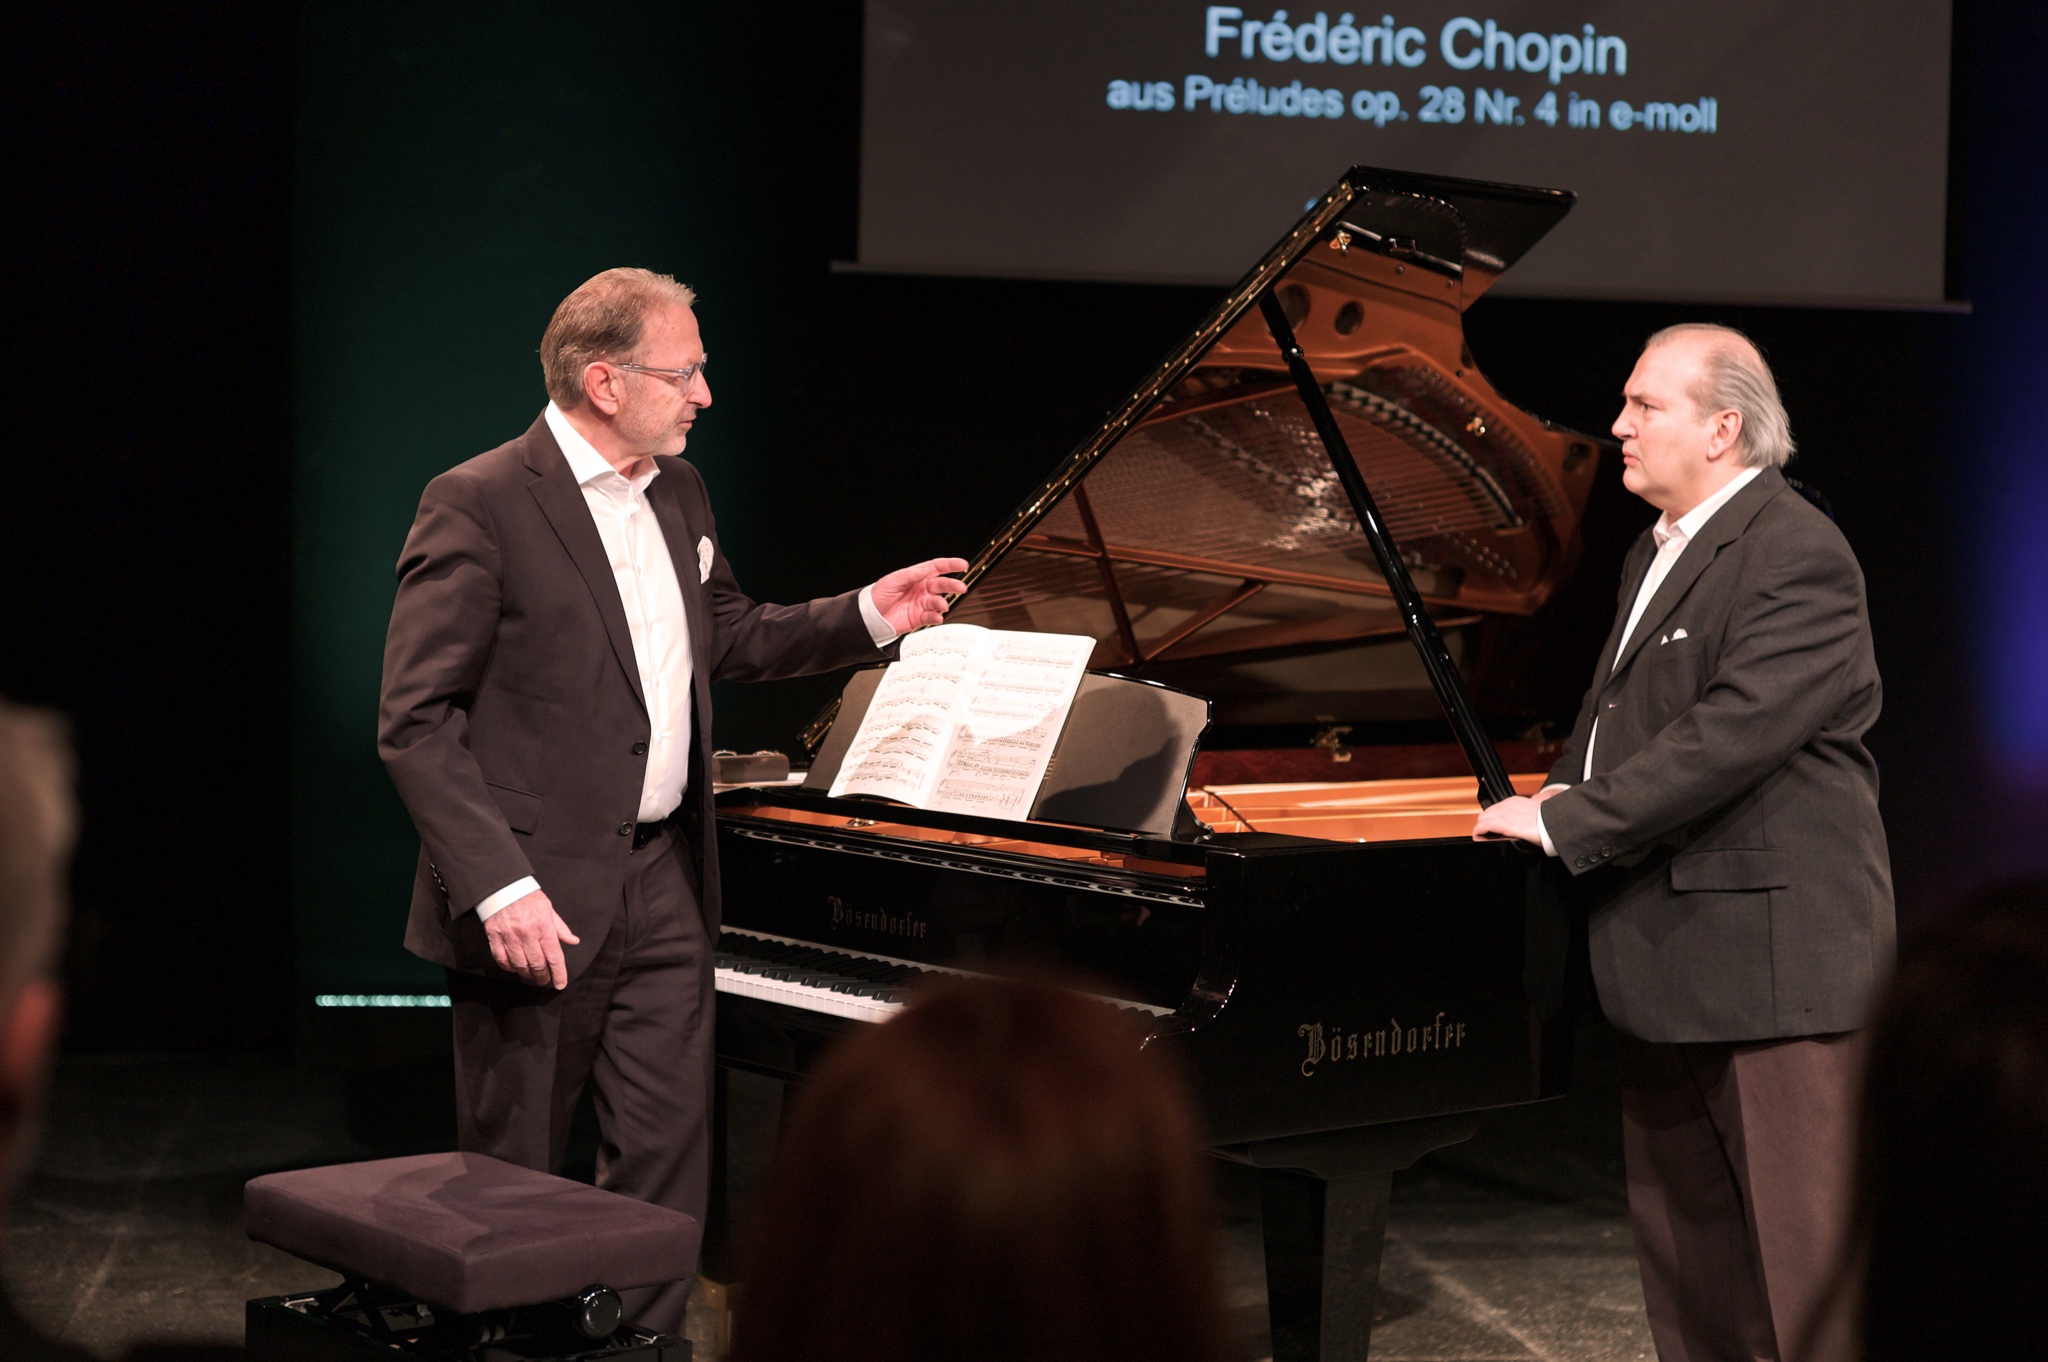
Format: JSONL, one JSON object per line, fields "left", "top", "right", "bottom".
{"left": 697, "top": 536, "right": 714, "bottom": 584}
{"left": 1660, "top": 628, "right": 1689, "bottom": 645}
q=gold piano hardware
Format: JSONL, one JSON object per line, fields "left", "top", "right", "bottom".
{"left": 1298, "top": 1012, "right": 1467, "bottom": 1078}
{"left": 1465, "top": 414, "right": 1488, "bottom": 436}
{"left": 1330, "top": 229, "right": 1353, "bottom": 253}
{"left": 827, "top": 896, "right": 928, "bottom": 941}
{"left": 1311, "top": 725, "right": 1354, "bottom": 763}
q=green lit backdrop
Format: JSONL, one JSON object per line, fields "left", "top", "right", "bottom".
{"left": 295, "top": 5, "right": 800, "bottom": 992}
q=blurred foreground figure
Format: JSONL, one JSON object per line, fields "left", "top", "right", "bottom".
{"left": 0, "top": 704, "right": 83, "bottom": 1360}
{"left": 732, "top": 977, "right": 1231, "bottom": 1362}
{"left": 1847, "top": 883, "right": 2048, "bottom": 1360}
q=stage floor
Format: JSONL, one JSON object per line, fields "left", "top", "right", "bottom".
{"left": 3, "top": 1027, "right": 1651, "bottom": 1361}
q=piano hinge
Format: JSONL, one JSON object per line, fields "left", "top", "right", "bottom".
{"left": 725, "top": 825, "right": 1206, "bottom": 907}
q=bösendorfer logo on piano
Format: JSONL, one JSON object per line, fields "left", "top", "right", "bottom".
{"left": 827, "top": 895, "right": 929, "bottom": 941}
{"left": 1298, "top": 1013, "right": 1465, "bottom": 1077}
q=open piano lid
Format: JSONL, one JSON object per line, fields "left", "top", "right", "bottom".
{"left": 822, "top": 168, "right": 1610, "bottom": 774}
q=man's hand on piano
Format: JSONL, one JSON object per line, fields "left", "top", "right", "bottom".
{"left": 870, "top": 558, "right": 970, "bottom": 635}
{"left": 483, "top": 888, "right": 581, "bottom": 990}
{"left": 1472, "top": 794, "right": 1545, "bottom": 846}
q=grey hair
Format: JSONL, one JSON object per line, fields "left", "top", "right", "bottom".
{"left": 0, "top": 704, "right": 74, "bottom": 1008}
{"left": 1644, "top": 323, "right": 1796, "bottom": 469}
{"left": 539, "top": 268, "right": 698, "bottom": 409}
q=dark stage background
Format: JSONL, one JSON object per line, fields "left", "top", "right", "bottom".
{"left": 2, "top": 3, "right": 2043, "bottom": 1048}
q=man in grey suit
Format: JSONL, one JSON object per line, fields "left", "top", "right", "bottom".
{"left": 378, "top": 267, "right": 965, "bottom": 1333}
{"left": 1475, "top": 324, "right": 1892, "bottom": 1362}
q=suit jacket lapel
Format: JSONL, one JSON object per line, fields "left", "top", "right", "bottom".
{"left": 1604, "top": 468, "right": 1786, "bottom": 686}
{"left": 1592, "top": 532, "right": 1658, "bottom": 680}
{"left": 521, "top": 423, "right": 648, "bottom": 713}
{"left": 647, "top": 461, "right": 713, "bottom": 684}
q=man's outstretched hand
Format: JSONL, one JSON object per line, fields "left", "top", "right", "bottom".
{"left": 871, "top": 557, "right": 970, "bottom": 636}
{"left": 484, "top": 888, "right": 581, "bottom": 990}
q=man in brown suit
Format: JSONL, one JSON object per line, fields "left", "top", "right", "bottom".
{"left": 1476, "top": 325, "right": 1893, "bottom": 1362}
{"left": 378, "top": 268, "right": 965, "bottom": 1333}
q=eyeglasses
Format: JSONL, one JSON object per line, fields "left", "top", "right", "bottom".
{"left": 608, "top": 356, "right": 710, "bottom": 386}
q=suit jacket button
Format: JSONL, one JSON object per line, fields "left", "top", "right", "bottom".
{"left": 618, "top": 822, "right": 634, "bottom": 836}
{"left": 1574, "top": 857, "right": 1587, "bottom": 868}
{"left": 632, "top": 741, "right": 649, "bottom": 756}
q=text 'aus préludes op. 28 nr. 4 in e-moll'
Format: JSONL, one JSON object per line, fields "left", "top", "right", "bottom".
{"left": 1105, "top": 8, "right": 1718, "bottom": 135}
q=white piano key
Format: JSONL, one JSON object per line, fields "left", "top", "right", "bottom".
{"left": 713, "top": 966, "right": 905, "bottom": 1023}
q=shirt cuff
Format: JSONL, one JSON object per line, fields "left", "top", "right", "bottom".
{"left": 857, "top": 585, "right": 898, "bottom": 648}
{"left": 474, "top": 876, "right": 539, "bottom": 922}
{"left": 1535, "top": 809, "right": 1558, "bottom": 858}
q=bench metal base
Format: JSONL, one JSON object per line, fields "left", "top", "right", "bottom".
{"left": 248, "top": 1283, "right": 689, "bottom": 1362}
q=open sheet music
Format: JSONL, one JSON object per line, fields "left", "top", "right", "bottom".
{"left": 827, "top": 624, "right": 1096, "bottom": 819}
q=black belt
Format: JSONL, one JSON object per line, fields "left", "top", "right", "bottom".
{"left": 631, "top": 819, "right": 671, "bottom": 851}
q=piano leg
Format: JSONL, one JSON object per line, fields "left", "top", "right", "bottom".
{"left": 1258, "top": 1165, "right": 1390, "bottom": 1362}
{"left": 1234, "top": 1112, "right": 1481, "bottom": 1362}
{"left": 702, "top": 1065, "right": 735, "bottom": 1282}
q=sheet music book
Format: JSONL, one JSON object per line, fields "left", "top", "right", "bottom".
{"left": 827, "top": 624, "right": 1096, "bottom": 819}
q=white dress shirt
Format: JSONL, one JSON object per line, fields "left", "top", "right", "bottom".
{"left": 1536, "top": 466, "right": 1761, "bottom": 857}
{"left": 474, "top": 404, "right": 899, "bottom": 920}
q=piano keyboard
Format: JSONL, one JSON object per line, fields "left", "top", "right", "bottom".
{"left": 714, "top": 925, "right": 1175, "bottom": 1024}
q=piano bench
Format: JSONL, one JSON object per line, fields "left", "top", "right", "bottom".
{"left": 243, "top": 1152, "right": 698, "bottom": 1361}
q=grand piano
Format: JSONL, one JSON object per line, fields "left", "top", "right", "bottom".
{"left": 709, "top": 167, "right": 1632, "bottom": 1361}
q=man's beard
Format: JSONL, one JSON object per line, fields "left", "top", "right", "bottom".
{"left": 620, "top": 405, "right": 692, "bottom": 457}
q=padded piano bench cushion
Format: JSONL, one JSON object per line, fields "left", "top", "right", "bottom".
{"left": 244, "top": 1152, "right": 699, "bottom": 1315}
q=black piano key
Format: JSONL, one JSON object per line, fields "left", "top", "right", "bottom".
{"left": 716, "top": 934, "right": 963, "bottom": 1000}
{"left": 837, "top": 963, "right": 903, "bottom": 982}
{"left": 828, "top": 960, "right": 898, "bottom": 980}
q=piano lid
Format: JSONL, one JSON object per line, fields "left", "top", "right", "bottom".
{"left": 897, "top": 168, "right": 1614, "bottom": 739}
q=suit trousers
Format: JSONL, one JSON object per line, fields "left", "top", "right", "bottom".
{"left": 447, "top": 825, "right": 712, "bottom": 1335}
{"left": 1618, "top": 1031, "right": 1861, "bottom": 1362}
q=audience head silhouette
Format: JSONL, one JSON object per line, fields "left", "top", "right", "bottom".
{"left": 0, "top": 704, "right": 71, "bottom": 1188}
{"left": 732, "top": 975, "right": 1230, "bottom": 1362}
{"left": 1851, "top": 881, "right": 2048, "bottom": 1359}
